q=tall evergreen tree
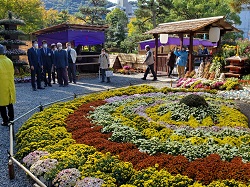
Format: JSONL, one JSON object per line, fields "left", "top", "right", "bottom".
{"left": 76, "top": 0, "right": 110, "bottom": 25}
{"left": 135, "top": 0, "right": 171, "bottom": 29}
{"left": 167, "top": 0, "right": 241, "bottom": 25}
{"left": 105, "top": 8, "right": 128, "bottom": 50}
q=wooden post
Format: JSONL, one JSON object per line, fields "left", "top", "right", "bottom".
{"left": 154, "top": 34, "right": 159, "bottom": 75}
{"left": 216, "top": 30, "right": 224, "bottom": 53}
{"left": 179, "top": 33, "right": 184, "bottom": 48}
{"left": 189, "top": 32, "right": 194, "bottom": 72}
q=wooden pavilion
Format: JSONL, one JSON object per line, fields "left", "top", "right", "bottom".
{"left": 145, "top": 16, "right": 240, "bottom": 73}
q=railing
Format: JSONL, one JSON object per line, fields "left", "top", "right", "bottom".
{"left": 7, "top": 91, "right": 89, "bottom": 187}
{"left": 7, "top": 78, "right": 146, "bottom": 186}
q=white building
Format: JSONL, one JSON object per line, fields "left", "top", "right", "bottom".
{"left": 237, "top": 4, "right": 250, "bottom": 39}
{"left": 108, "top": 0, "right": 137, "bottom": 19}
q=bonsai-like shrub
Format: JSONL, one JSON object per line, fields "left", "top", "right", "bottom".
{"left": 180, "top": 94, "right": 208, "bottom": 107}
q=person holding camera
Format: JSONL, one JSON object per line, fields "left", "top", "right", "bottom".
{"left": 174, "top": 46, "right": 188, "bottom": 79}
{"left": 99, "top": 48, "right": 111, "bottom": 83}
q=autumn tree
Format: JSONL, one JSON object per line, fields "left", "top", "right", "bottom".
{"left": 76, "top": 0, "right": 110, "bottom": 25}
{"left": 0, "top": 0, "right": 45, "bottom": 33}
{"left": 42, "top": 9, "right": 60, "bottom": 27}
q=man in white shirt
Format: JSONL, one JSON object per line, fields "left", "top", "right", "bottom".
{"left": 66, "top": 42, "right": 77, "bottom": 84}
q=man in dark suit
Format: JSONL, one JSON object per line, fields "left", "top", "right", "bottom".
{"left": 40, "top": 40, "right": 53, "bottom": 87}
{"left": 54, "top": 42, "right": 69, "bottom": 87}
{"left": 51, "top": 43, "right": 57, "bottom": 84}
{"left": 27, "top": 40, "right": 44, "bottom": 91}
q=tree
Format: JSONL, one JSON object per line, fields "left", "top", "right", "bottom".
{"left": 135, "top": 0, "right": 171, "bottom": 29}
{"left": 42, "top": 8, "right": 60, "bottom": 27}
{"left": 230, "top": 0, "right": 250, "bottom": 12}
{"left": 0, "top": 0, "right": 45, "bottom": 33}
{"left": 123, "top": 17, "right": 152, "bottom": 53}
{"left": 57, "top": 10, "right": 70, "bottom": 24}
{"left": 76, "top": 0, "right": 110, "bottom": 25}
{"left": 105, "top": 8, "right": 128, "bottom": 51}
{"left": 121, "top": 33, "right": 149, "bottom": 53}
{"left": 167, "top": 0, "right": 241, "bottom": 25}
{"left": 42, "top": 9, "right": 83, "bottom": 28}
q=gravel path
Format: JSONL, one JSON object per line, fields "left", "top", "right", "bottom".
{"left": 0, "top": 73, "right": 249, "bottom": 187}
{"left": 0, "top": 73, "right": 174, "bottom": 187}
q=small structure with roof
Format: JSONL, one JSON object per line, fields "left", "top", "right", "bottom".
{"left": 32, "top": 23, "right": 109, "bottom": 73}
{"left": 32, "top": 23, "right": 109, "bottom": 47}
{"left": 145, "top": 16, "right": 240, "bottom": 73}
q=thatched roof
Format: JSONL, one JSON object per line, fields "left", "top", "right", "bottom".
{"left": 145, "top": 16, "right": 240, "bottom": 35}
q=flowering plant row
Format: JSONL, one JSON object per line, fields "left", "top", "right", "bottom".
{"left": 176, "top": 77, "right": 241, "bottom": 91}
{"left": 16, "top": 85, "right": 250, "bottom": 186}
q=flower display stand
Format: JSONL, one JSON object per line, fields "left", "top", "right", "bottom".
{"left": 224, "top": 56, "right": 248, "bottom": 78}
{"left": 0, "top": 11, "right": 28, "bottom": 69}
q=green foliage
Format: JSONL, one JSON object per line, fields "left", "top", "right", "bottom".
{"left": 136, "top": 0, "right": 170, "bottom": 28}
{"left": 76, "top": 0, "right": 110, "bottom": 25}
{"left": 180, "top": 94, "right": 208, "bottom": 107}
{"left": 230, "top": 0, "right": 250, "bottom": 12}
{"left": 0, "top": 0, "right": 45, "bottom": 33}
{"left": 242, "top": 74, "right": 250, "bottom": 80}
{"left": 167, "top": 0, "right": 241, "bottom": 25}
{"left": 56, "top": 10, "right": 70, "bottom": 24}
{"left": 105, "top": 8, "right": 128, "bottom": 51}
{"left": 121, "top": 32, "right": 150, "bottom": 53}
{"left": 157, "top": 102, "right": 219, "bottom": 123}
{"left": 42, "top": 0, "right": 115, "bottom": 14}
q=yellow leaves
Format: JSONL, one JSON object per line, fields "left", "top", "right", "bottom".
{"left": 188, "top": 116, "right": 201, "bottom": 128}
{"left": 127, "top": 17, "right": 138, "bottom": 37}
{"left": 158, "top": 111, "right": 172, "bottom": 123}
{"left": 130, "top": 167, "right": 193, "bottom": 186}
{"left": 169, "top": 134, "right": 185, "bottom": 142}
{"left": 239, "top": 135, "right": 250, "bottom": 144}
{"left": 218, "top": 106, "right": 248, "bottom": 128}
{"left": 221, "top": 136, "right": 241, "bottom": 147}
{"left": 201, "top": 116, "right": 214, "bottom": 127}
{"left": 187, "top": 137, "right": 205, "bottom": 145}
{"left": 142, "top": 128, "right": 159, "bottom": 139}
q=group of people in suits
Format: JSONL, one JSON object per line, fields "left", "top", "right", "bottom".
{"left": 27, "top": 40, "right": 77, "bottom": 91}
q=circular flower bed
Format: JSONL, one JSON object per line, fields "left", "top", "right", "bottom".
{"left": 16, "top": 85, "right": 250, "bottom": 187}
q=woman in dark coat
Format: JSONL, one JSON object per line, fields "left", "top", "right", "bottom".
{"left": 167, "top": 49, "right": 176, "bottom": 77}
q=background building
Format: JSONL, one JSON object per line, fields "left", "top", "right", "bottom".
{"left": 108, "top": 0, "right": 137, "bottom": 19}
